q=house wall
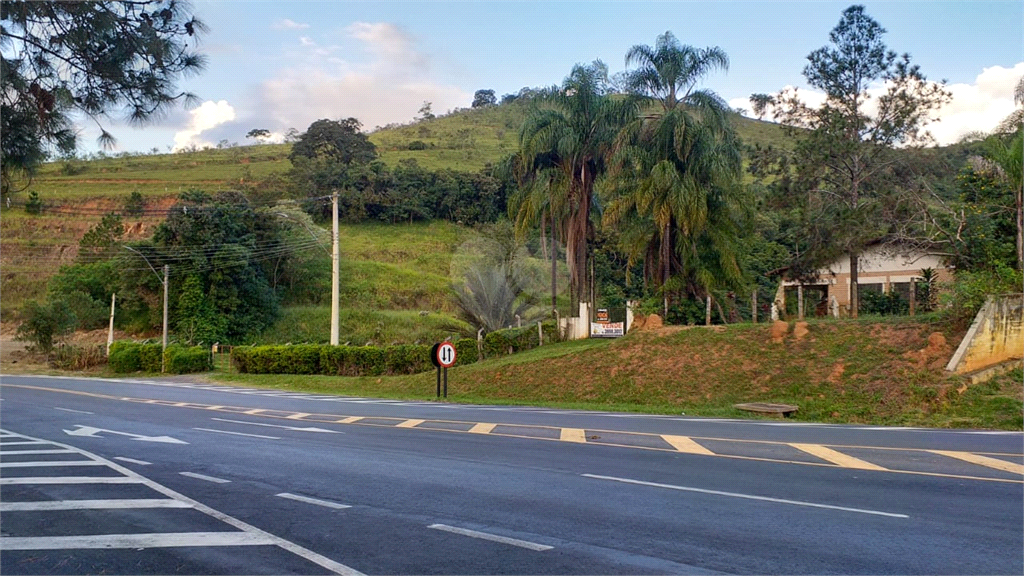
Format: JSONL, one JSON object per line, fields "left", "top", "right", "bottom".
{"left": 781, "top": 246, "right": 954, "bottom": 309}
{"left": 946, "top": 294, "right": 1024, "bottom": 375}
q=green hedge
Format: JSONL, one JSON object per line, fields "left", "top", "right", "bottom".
{"left": 233, "top": 339, "right": 481, "bottom": 376}
{"left": 164, "top": 345, "right": 213, "bottom": 374}
{"left": 108, "top": 341, "right": 210, "bottom": 374}
{"left": 481, "top": 321, "right": 559, "bottom": 358}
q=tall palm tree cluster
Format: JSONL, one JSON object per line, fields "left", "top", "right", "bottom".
{"left": 507, "top": 32, "right": 747, "bottom": 317}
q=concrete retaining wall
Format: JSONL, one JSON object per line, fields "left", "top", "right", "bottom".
{"left": 946, "top": 294, "right": 1024, "bottom": 375}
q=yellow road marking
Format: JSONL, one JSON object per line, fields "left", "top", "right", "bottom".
{"left": 791, "top": 443, "right": 887, "bottom": 470}
{"left": 930, "top": 450, "right": 1024, "bottom": 475}
{"left": 560, "top": 428, "right": 586, "bottom": 443}
{"left": 662, "top": 435, "right": 715, "bottom": 455}
{"left": 4, "top": 382, "right": 1021, "bottom": 484}
{"left": 396, "top": 419, "right": 425, "bottom": 428}
{"left": 469, "top": 423, "right": 496, "bottom": 434}
{"left": 286, "top": 412, "right": 310, "bottom": 420}
{"left": 204, "top": 406, "right": 224, "bottom": 410}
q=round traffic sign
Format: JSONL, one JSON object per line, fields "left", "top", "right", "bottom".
{"left": 435, "top": 341, "right": 457, "bottom": 368}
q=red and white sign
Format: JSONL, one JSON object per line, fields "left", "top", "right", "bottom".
{"left": 435, "top": 341, "right": 457, "bottom": 368}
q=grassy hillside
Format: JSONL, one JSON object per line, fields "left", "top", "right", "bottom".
{"left": 216, "top": 317, "right": 1022, "bottom": 430}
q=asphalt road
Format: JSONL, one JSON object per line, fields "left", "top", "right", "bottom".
{"left": 1, "top": 374, "right": 1021, "bottom": 575}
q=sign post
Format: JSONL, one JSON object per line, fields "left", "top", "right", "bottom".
{"left": 431, "top": 342, "right": 457, "bottom": 398}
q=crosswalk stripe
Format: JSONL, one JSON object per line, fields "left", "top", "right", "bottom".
{"left": 0, "top": 531, "right": 277, "bottom": 550}
{"left": 0, "top": 476, "right": 143, "bottom": 485}
{"left": 0, "top": 499, "right": 192, "bottom": 511}
{"left": 0, "top": 460, "right": 104, "bottom": 468}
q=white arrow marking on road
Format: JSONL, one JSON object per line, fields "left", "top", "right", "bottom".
{"left": 62, "top": 425, "right": 188, "bottom": 444}
{"left": 210, "top": 417, "right": 343, "bottom": 434}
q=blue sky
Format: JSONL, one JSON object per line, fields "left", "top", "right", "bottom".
{"left": 80, "top": 0, "right": 1024, "bottom": 154}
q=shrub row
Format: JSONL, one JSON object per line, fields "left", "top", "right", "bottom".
{"left": 232, "top": 339, "right": 478, "bottom": 376}
{"left": 108, "top": 342, "right": 212, "bottom": 374}
{"left": 481, "top": 321, "right": 559, "bottom": 358}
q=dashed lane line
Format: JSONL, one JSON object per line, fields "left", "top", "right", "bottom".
{"left": 179, "top": 471, "right": 231, "bottom": 484}
{"left": 114, "top": 456, "right": 152, "bottom": 465}
{"left": 791, "top": 443, "right": 889, "bottom": 471}
{"left": 929, "top": 450, "right": 1024, "bottom": 475}
{"left": 427, "top": 524, "right": 553, "bottom": 551}
{"left": 277, "top": 493, "right": 352, "bottom": 510}
{"left": 193, "top": 427, "right": 280, "bottom": 440}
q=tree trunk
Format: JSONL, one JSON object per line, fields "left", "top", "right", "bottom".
{"left": 849, "top": 252, "right": 859, "bottom": 319}
{"left": 551, "top": 210, "right": 557, "bottom": 313}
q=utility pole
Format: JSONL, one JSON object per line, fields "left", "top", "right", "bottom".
{"left": 107, "top": 293, "right": 116, "bottom": 356}
{"left": 331, "top": 192, "right": 340, "bottom": 345}
{"left": 124, "top": 246, "right": 170, "bottom": 371}
{"left": 162, "top": 265, "right": 169, "bottom": 372}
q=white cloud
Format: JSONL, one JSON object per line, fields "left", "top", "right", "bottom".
{"left": 273, "top": 18, "right": 309, "bottom": 30}
{"left": 172, "top": 100, "right": 237, "bottom": 151}
{"left": 254, "top": 22, "right": 469, "bottom": 133}
{"left": 729, "top": 62, "right": 1024, "bottom": 146}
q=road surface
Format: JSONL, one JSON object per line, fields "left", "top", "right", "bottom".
{"left": 1, "top": 374, "right": 1021, "bottom": 574}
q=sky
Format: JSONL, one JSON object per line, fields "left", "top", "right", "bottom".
{"left": 76, "top": 0, "right": 1024, "bottom": 155}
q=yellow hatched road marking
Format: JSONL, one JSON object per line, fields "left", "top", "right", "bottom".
{"left": 469, "top": 423, "right": 496, "bottom": 434}
{"left": 337, "top": 416, "right": 362, "bottom": 424}
{"left": 661, "top": 435, "right": 715, "bottom": 455}
{"left": 285, "top": 412, "right": 310, "bottom": 420}
{"left": 244, "top": 409, "right": 265, "bottom": 415}
{"left": 560, "top": 428, "right": 586, "bottom": 443}
{"left": 396, "top": 419, "right": 425, "bottom": 428}
{"left": 791, "top": 443, "right": 887, "bottom": 470}
{"left": 930, "top": 450, "right": 1024, "bottom": 475}
{"left": 204, "top": 406, "right": 224, "bottom": 410}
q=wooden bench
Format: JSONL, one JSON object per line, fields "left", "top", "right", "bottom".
{"left": 733, "top": 402, "right": 799, "bottom": 418}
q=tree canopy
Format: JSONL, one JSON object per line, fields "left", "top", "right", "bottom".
{"left": 1, "top": 0, "right": 207, "bottom": 196}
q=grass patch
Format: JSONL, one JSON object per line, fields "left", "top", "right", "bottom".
{"left": 211, "top": 320, "right": 1021, "bottom": 430}
{"left": 253, "top": 306, "right": 470, "bottom": 345}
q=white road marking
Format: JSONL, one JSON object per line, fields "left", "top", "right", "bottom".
{"left": 179, "top": 472, "right": 231, "bottom": 484}
{"left": 0, "top": 460, "right": 104, "bottom": 468}
{"left": 582, "top": 474, "right": 909, "bottom": 518}
{"left": 0, "top": 441, "right": 49, "bottom": 446}
{"left": 0, "top": 476, "right": 143, "bottom": 485}
{"left": 192, "top": 427, "right": 280, "bottom": 439}
{"left": 54, "top": 407, "right": 94, "bottom": 414}
{"left": 0, "top": 449, "right": 75, "bottom": 455}
{"left": 210, "top": 418, "right": 342, "bottom": 434}
{"left": 114, "top": 456, "right": 152, "bottom": 465}
{"left": 277, "top": 493, "right": 351, "bottom": 510}
{"left": 0, "top": 499, "right": 192, "bottom": 511}
{"left": 427, "top": 524, "right": 553, "bottom": 551}
{"left": 0, "top": 531, "right": 277, "bottom": 550}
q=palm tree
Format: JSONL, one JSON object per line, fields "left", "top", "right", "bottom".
{"left": 516, "top": 61, "right": 640, "bottom": 313}
{"left": 603, "top": 32, "right": 746, "bottom": 315}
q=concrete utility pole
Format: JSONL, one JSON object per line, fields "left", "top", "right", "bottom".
{"left": 331, "top": 192, "right": 340, "bottom": 346}
{"left": 124, "top": 246, "right": 169, "bottom": 372}
{"left": 107, "top": 293, "right": 116, "bottom": 356}
{"left": 162, "top": 265, "right": 169, "bottom": 372}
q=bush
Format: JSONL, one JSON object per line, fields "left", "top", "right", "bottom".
{"left": 233, "top": 343, "right": 439, "bottom": 376}
{"left": 15, "top": 299, "right": 77, "bottom": 353}
{"left": 108, "top": 341, "right": 164, "bottom": 373}
{"left": 860, "top": 290, "right": 909, "bottom": 316}
{"left": 481, "top": 321, "right": 558, "bottom": 358}
{"left": 407, "top": 140, "right": 428, "bottom": 150}
{"left": 164, "top": 345, "right": 212, "bottom": 374}
{"left": 50, "top": 344, "right": 106, "bottom": 370}
{"left": 24, "top": 191, "right": 43, "bottom": 215}
{"left": 943, "top": 263, "right": 1024, "bottom": 329}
